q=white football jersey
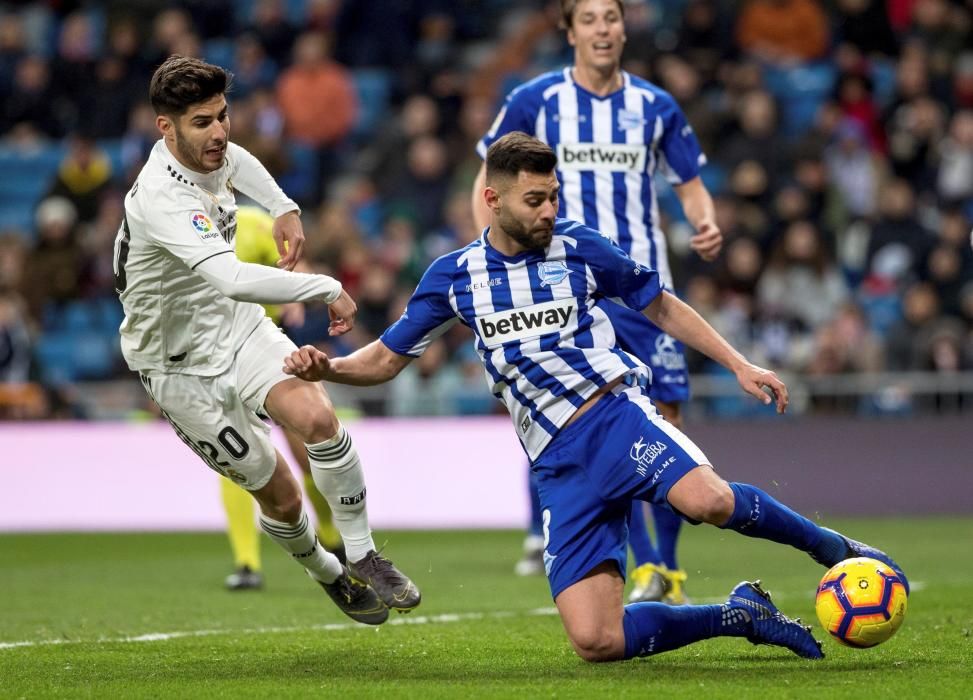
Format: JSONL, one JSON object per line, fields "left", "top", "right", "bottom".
{"left": 114, "top": 139, "right": 298, "bottom": 376}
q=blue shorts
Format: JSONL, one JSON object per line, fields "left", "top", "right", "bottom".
{"left": 598, "top": 299, "right": 690, "bottom": 404}
{"left": 531, "top": 384, "right": 710, "bottom": 599}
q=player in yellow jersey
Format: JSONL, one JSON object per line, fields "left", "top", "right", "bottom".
{"left": 222, "top": 205, "right": 345, "bottom": 590}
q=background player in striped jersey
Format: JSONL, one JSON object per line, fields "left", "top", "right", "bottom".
{"left": 284, "top": 132, "right": 907, "bottom": 663}
{"left": 114, "top": 56, "right": 419, "bottom": 621}
{"left": 220, "top": 206, "right": 346, "bottom": 591}
{"left": 472, "top": 0, "right": 721, "bottom": 601}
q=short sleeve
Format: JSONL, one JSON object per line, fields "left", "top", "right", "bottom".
{"left": 142, "top": 187, "right": 233, "bottom": 270}
{"left": 655, "top": 94, "right": 706, "bottom": 185}
{"left": 476, "top": 86, "right": 540, "bottom": 159}
{"left": 578, "top": 227, "right": 663, "bottom": 311}
{"left": 380, "top": 257, "right": 459, "bottom": 357}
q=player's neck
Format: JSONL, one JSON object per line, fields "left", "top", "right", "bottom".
{"left": 571, "top": 64, "right": 622, "bottom": 96}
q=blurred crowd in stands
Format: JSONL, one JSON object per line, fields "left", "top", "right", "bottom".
{"left": 0, "top": 0, "right": 972, "bottom": 419}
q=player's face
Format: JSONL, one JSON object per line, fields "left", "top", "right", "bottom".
{"left": 567, "top": 0, "right": 626, "bottom": 72}
{"left": 495, "top": 171, "right": 559, "bottom": 251}
{"left": 159, "top": 94, "right": 230, "bottom": 173}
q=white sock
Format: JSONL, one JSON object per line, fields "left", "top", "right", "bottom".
{"left": 258, "top": 510, "right": 342, "bottom": 583}
{"left": 306, "top": 425, "right": 376, "bottom": 562}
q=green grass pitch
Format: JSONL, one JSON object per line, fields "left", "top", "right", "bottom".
{"left": 1, "top": 517, "right": 971, "bottom": 699}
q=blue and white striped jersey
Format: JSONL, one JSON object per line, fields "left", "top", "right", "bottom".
{"left": 381, "top": 218, "right": 663, "bottom": 461}
{"left": 477, "top": 68, "right": 706, "bottom": 290}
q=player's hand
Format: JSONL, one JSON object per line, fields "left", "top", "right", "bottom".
{"left": 690, "top": 220, "right": 722, "bottom": 262}
{"left": 327, "top": 289, "right": 357, "bottom": 336}
{"left": 273, "top": 210, "right": 305, "bottom": 270}
{"left": 283, "top": 345, "right": 332, "bottom": 381}
{"left": 734, "top": 362, "right": 788, "bottom": 414}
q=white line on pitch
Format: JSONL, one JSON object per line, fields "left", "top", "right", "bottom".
{"left": 0, "top": 581, "right": 924, "bottom": 652}
{"left": 0, "top": 607, "right": 560, "bottom": 651}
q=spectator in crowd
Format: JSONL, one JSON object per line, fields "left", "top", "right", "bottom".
{"left": 825, "top": 118, "right": 886, "bottom": 220}
{"left": 246, "top": 0, "right": 298, "bottom": 67}
{"left": 1, "top": 55, "right": 65, "bottom": 138}
{"left": 832, "top": 0, "right": 899, "bottom": 59}
{"left": 807, "top": 301, "right": 885, "bottom": 376}
{"left": 277, "top": 30, "right": 358, "bottom": 203}
{"left": 937, "top": 110, "right": 973, "bottom": 204}
{"left": 0, "top": 0, "right": 971, "bottom": 417}
{"left": 757, "top": 219, "right": 850, "bottom": 332}
{"left": 45, "top": 134, "right": 113, "bottom": 224}
{"left": 736, "top": 0, "right": 830, "bottom": 64}
{"left": 19, "top": 197, "right": 82, "bottom": 324}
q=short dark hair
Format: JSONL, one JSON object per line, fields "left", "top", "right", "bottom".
{"left": 560, "top": 0, "right": 625, "bottom": 29}
{"left": 485, "top": 132, "right": 557, "bottom": 184}
{"left": 149, "top": 55, "right": 231, "bottom": 116}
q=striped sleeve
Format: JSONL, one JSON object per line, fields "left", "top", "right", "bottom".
{"left": 381, "top": 256, "right": 460, "bottom": 356}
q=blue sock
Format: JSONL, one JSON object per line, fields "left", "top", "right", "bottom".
{"left": 722, "top": 482, "right": 845, "bottom": 563}
{"left": 651, "top": 504, "right": 682, "bottom": 570}
{"left": 622, "top": 602, "right": 751, "bottom": 658}
{"left": 527, "top": 467, "right": 543, "bottom": 537}
{"left": 627, "top": 501, "right": 660, "bottom": 567}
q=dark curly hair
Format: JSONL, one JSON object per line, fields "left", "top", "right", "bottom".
{"left": 149, "top": 55, "right": 232, "bottom": 116}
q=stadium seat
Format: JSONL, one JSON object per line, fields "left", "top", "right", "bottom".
{"left": 762, "top": 62, "right": 836, "bottom": 141}
{"left": 351, "top": 69, "right": 392, "bottom": 141}
{"left": 276, "top": 142, "right": 317, "bottom": 203}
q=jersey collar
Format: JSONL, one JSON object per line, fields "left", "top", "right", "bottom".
{"left": 564, "top": 66, "right": 630, "bottom": 101}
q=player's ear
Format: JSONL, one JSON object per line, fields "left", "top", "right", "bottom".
{"left": 156, "top": 114, "right": 174, "bottom": 139}
{"left": 566, "top": 27, "right": 577, "bottom": 47}
{"left": 484, "top": 185, "right": 502, "bottom": 213}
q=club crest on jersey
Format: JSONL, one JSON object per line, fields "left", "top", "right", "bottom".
{"left": 617, "top": 108, "right": 647, "bottom": 130}
{"left": 537, "top": 261, "right": 571, "bottom": 287}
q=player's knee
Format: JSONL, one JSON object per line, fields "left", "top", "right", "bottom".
{"left": 568, "top": 628, "right": 624, "bottom": 663}
{"left": 695, "top": 480, "right": 735, "bottom": 525}
{"left": 290, "top": 404, "right": 340, "bottom": 445}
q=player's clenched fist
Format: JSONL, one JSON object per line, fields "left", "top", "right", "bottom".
{"left": 283, "top": 345, "right": 332, "bottom": 381}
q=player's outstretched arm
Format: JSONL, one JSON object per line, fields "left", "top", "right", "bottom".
{"left": 283, "top": 341, "right": 412, "bottom": 386}
{"left": 673, "top": 177, "right": 721, "bottom": 262}
{"left": 195, "top": 252, "right": 342, "bottom": 305}
{"left": 643, "top": 291, "right": 788, "bottom": 413}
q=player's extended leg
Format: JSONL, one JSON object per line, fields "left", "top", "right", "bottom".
{"left": 282, "top": 426, "right": 345, "bottom": 563}
{"left": 515, "top": 466, "right": 546, "bottom": 576}
{"left": 250, "top": 449, "right": 388, "bottom": 624}
{"left": 220, "top": 477, "right": 263, "bottom": 590}
{"left": 648, "top": 398, "right": 689, "bottom": 604}
{"left": 555, "top": 561, "right": 822, "bottom": 661}
{"left": 266, "top": 377, "right": 421, "bottom": 611}
{"left": 535, "top": 388, "right": 822, "bottom": 661}
{"left": 666, "top": 466, "right": 909, "bottom": 593}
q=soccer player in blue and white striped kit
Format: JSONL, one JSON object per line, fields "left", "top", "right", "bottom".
{"left": 472, "top": 0, "right": 721, "bottom": 601}
{"left": 284, "top": 132, "right": 908, "bottom": 662}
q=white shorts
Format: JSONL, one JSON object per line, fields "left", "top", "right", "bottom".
{"left": 140, "top": 317, "right": 298, "bottom": 490}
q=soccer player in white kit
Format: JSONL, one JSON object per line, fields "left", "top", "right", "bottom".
{"left": 113, "top": 56, "right": 419, "bottom": 622}
{"left": 472, "top": 0, "right": 722, "bottom": 602}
